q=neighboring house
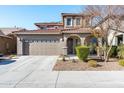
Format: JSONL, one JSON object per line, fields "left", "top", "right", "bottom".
{"left": 93, "top": 15, "right": 124, "bottom": 46}
{"left": 109, "top": 19, "right": 124, "bottom": 46}
{"left": 14, "top": 13, "right": 94, "bottom": 55}
{"left": 0, "top": 28, "right": 24, "bottom": 54}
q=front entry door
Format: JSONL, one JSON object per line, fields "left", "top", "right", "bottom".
{"left": 67, "top": 37, "right": 81, "bottom": 54}
{"left": 67, "top": 38, "right": 73, "bottom": 54}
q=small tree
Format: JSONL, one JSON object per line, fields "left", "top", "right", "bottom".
{"left": 85, "top": 5, "right": 124, "bottom": 62}
{"left": 118, "top": 44, "right": 124, "bottom": 59}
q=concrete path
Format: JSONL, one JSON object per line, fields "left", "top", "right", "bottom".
{"left": 0, "top": 56, "right": 124, "bottom": 88}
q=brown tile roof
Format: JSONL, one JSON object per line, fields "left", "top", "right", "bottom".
{"left": 12, "top": 29, "right": 30, "bottom": 33}
{"left": 0, "top": 27, "right": 24, "bottom": 39}
{"left": 34, "top": 29, "right": 61, "bottom": 34}
{"left": 14, "top": 28, "right": 91, "bottom": 35}
{"left": 61, "top": 13, "right": 91, "bottom": 17}
{"left": 35, "top": 22, "right": 63, "bottom": 26}
{"left": 61, "top": 28, "right": 91, "bottom": 34}
{"left": 14, "top": 29, "right": 62, "bottom": 35}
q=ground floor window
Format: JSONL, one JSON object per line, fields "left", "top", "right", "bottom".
{"left": 84, "top": 35, "right": 98, "bottom": 55}
{"left": 116, "top": 35, "right": 123, "bottom": 46}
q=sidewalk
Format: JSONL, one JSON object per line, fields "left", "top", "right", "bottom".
{"left": 1, "top": 71, "right": 124, "bottom": 88}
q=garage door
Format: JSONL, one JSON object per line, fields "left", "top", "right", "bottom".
{"left": 28, "top": 40, "right": 61, "bottom": 55}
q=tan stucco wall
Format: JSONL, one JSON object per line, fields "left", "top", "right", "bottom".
{"left": 0, "top": 37, "right": 7, "bottom": 54}
{"left": 63, "top": 16, "right": 91, "bottom": 29}
{"left": 63, "top": 16, "right": 84, "bottom": 28}
{"left": 17, "top": 33, "right": 90, "bottom": 55}
{"left": 63, "top": 33, "right": 90, "bottom": 45}
{"left": 17, "top": 36, "right": 23, "bottom": 55}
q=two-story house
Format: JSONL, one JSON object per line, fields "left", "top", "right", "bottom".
{"left": 14, "top": 13, "right": 93, "bottom": 55}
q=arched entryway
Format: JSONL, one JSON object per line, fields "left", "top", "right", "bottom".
{"left": 67, "top": 36, "right": 81, "bottom": 54}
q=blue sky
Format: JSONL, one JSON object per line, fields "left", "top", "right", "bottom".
{"left": 0, "top": 5, "right": 85, "bottom": 29}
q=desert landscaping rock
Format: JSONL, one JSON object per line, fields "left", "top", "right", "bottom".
{"left": 53, "top": 59, "right": 124, "bottom": 71}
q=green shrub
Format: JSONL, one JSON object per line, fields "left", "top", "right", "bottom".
{"left": 109, "top": 46, "right": 117, "bottom": 57}
{"left": 88, "top": 60, "right": 97, "bottom": 67}
{"left": 119, "top": 59, "right": 124, "bottom": 66}
{"left": 75, "top": 46, "right": 89, "bottom": 61}
{"left": 117, "top": 44, "right": 124, "bottom": 59}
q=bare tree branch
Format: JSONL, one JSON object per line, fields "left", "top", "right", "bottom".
{"left": 84, "top": 5, "right": 124, "bottom": 62}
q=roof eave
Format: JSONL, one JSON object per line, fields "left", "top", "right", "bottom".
{"left": 0, "top": 35, "right": 12, "bottom": 39}
{"left": 15, "top": 32, "right": 61, "bottom": 35}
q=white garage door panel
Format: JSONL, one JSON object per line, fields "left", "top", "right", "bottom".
{"left": 29, "top": 42, "right": 60, "bottom": 55}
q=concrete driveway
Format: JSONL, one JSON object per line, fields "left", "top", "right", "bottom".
{"left": 0, "top": 56, "right": 58, "bottom": 87}
{"left": 0, "top": 56, "right": 124, "bottom": 88}
{"left": 0, "top": 56, "right": 58, "bottom": 72}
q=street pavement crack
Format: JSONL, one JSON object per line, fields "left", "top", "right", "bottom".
{"left": 13, "top": 70, "right": 35, "bottom": 88}
{"left": 13, "top": 57, "right": 44, "bottom": 88}
{"left": 55, "top": 71, "right": 60, "bottom": 88}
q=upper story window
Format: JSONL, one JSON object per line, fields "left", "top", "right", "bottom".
{"left": 66, "top": 18, "right": 72, "bottom": 26}
{"left": 76, "top": 18, "right": 81, "bottom": 25}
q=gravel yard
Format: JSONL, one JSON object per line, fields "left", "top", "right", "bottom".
{"left": 53, "top": 58, "right": 124, "bottom": 71}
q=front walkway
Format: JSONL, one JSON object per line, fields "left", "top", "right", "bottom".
{"left": 0, "top": 56, "right": 124, "bottom": 88}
